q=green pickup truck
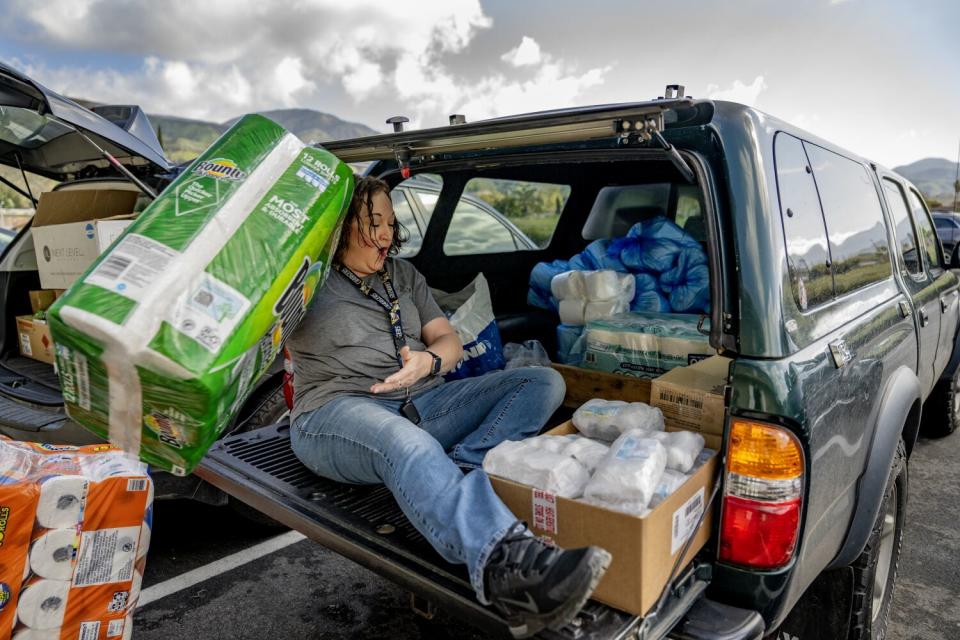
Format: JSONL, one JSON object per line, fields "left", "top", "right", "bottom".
{"left": 1, "top": 68, "right": 957, "bottom": 639}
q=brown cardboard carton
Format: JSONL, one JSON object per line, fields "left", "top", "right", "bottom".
{"left": 651, "top": 356, "right": 730, "bottom": 438}
{"left": 31, "top": 190, "right": 137, "bottom": 289}
{"left": 489, "top": 421, "right": 717, "bottom": 616}
{"left": 28, "top": 289, "right": 65, "bottom": 314}
{"left": 15, "top": 315, "right": 55, "bottom": 364}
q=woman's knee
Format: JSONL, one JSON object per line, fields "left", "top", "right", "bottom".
{"left": 525, "top": 366, "right": 566, "bottom": 408}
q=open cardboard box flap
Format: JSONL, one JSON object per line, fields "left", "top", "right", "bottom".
{"left": 32, "top": 190, "right": 138, "bottom": 227}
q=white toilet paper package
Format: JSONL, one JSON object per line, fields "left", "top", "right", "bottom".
{"left": 0, "top": 437, "right": 152, "bottom": 640}
{"left": 483, "top": 440, "right": 591, "bottom": 498}
{"left": 47, "top": 114, "right": 354, "bottom": 475}
{"left": 581, "top": 312, "right": 714, "bottom": 377}
{"left": 582, "top": 430, "right": 667, "bottom": 515}
{"left": 572, "top": 398, "right": 665, "bottom": 441}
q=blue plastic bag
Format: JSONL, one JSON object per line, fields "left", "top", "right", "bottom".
{"left": 556, "top": 324, "right": 586, "bottom": 365}
{"left": 528, "top": 259, "right": 568, "bottom": 311}
{"left": 618, "top": 217, "right": 701, "bottom": 273}
{"left": 631, "top": 273, "right": 671, "bottom": 313}
{"left": 659, "top": 247, "right": 710, "bottom": 313}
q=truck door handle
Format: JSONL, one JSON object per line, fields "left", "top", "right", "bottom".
{"left": 919, "top": 308, "right": 930, "bottom": 326}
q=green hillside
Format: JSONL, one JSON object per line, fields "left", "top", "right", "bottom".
{"left": 894, "top": 157, "right": 959, "bottom": 211}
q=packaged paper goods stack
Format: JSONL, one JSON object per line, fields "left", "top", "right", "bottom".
{"left": 0, "top": 437, "right": 153, "bottom": 640}
{"left": 485, "top": 356, "right": 732, "bottom": 617}
{"left": 46, "top": 114, "right": 354, "bottom": 476}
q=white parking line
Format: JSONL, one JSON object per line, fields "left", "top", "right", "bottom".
{"left": 138, "top": 530, "right": 307, "bottom": 607}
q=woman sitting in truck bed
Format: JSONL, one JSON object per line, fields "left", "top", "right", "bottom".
{"left": 286, "top": 175, "right": 610, "bottom": 638}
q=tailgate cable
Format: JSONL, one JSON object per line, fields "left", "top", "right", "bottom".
{"left": 635, "top": 467, "right": 723, "bottom": 640}
{"left": 49, "top": 115, "right": 159, "bottom": 200}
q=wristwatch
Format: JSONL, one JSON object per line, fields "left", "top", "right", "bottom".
{"left": 426, "top": 350, "right": 442, "bottom": 376}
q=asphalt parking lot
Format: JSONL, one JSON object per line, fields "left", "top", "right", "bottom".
{"left": 131, "top": 431, "right": 960, "bottom": 640}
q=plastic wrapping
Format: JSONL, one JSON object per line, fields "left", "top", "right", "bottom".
{"left": 582, "top": 430, "right": 667, "bottom": 514}
{"left": 47, "top": 115, "right": 354, "bottom": 475}
{"left": 563, "top": 436, "right": 610, "bottom": 472}
{"left": 572, "top": 398, "right": 665, "bottom": 441}
{"left": 434, "top": 274, "right": 506, "bottom": 380}
{"left": 647, "top": 430, "right": 706, "bottom": 473}
{"left": 585, "top": 298, "right": 629, "bottom": 324}
{"left": 581, "top": 312, "right": 714, "bottom": 377}
{"left": 559, "top": 299, "right": 586, "bottom": 326}
{"left": 483, "top": 440, "right": 591, "bottom": 498}
{"left": 648, "top": 468, "right": 689, "bottom": 508}
{"left": 0, "top": 438, "right": 152, "bottom": 640}
{"left": 550, "top": 270, "right": 586, "bottom": 300}
{"left": 503, "top": 340, "right": 551, "bottom": 369}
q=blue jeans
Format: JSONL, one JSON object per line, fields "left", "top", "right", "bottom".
{"left": 290, "top": 367, "right": 566, "bottom": 603}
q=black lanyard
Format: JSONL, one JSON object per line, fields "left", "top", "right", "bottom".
{"left": 337, "top": 264, "right": 406, "bottom": 368}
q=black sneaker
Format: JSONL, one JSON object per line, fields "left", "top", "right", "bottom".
{"left": 484, "top": 527, "right": 612, "bottom": 639}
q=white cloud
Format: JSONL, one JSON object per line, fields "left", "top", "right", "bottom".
{"left": 501, "top": 36, "right": 542, "bottom": 67}
{"left": 2, "top": 0, "right": 610, "bottom": 128}
{"left": 706, "top": 76, "right": 767, "bottom": 106}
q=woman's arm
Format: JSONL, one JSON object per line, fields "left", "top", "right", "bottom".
{"left": 370, "top": 317, "right": 462, "bottom": 393}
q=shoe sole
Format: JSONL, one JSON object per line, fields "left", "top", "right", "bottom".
{"left": 505, "top": 547, "right": 613, "bottom": 639}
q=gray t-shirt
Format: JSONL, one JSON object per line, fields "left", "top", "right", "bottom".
{"left": 287, "top": 258, "right": 446, "bottom": 425}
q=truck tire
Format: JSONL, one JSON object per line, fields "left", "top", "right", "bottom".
{"left": 847, "top": 439, "right": 907, "bottom": 640}
{"left": 920, "top": 365, "right": 960, "bottom": 438}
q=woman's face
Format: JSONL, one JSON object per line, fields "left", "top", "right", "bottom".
{"left": 342, "top": 190, "right": 396, "bottom": 276}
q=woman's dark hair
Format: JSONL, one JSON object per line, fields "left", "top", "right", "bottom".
{"left": 334, "top": 174, "right": 408, "bottom": 265}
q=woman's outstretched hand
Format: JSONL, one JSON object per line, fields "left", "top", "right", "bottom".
{"left": 371, "top": 346, "right": 433, "bottom": 393}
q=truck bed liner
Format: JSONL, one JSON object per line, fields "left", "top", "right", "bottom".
{"left": 196, "top": 422, "right": 645, "bottom": 639}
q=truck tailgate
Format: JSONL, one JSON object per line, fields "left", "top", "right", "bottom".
{"left": 196, "top": 422, "right": 724, "bottom": 639}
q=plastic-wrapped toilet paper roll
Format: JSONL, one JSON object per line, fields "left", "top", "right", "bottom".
{"left": 585, "top": 270, "right": 620, "bottom": 300}
{"left": 584, "top": 298, "right": 628, "bottom": 323}
{"left": 122, "top": 614, "right": 134, "bottom": 640}
{"left": 17, "top": 579, "right": 70, "bottom": 630}
{"left": 29, "top": 529, "right": 77, "bottom": 581}
{"left": 36, "top": 476, "right": 89, "bottom": 529}
{"left": 13, "top": 628, "right": 62, "bottom": 640}
{"left": 550, "top": 271, "right": 586, "bottom": 300}
{"left": 559, "top": 299, "right": 586, "bottom": 325}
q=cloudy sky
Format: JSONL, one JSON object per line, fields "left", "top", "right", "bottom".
{"left": 1, "top": 0, "right": 957, "bottom": 168}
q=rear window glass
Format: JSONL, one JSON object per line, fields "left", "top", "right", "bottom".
{"left": 805, "top": 143, "right": 891, "bottom": 296}
{"left": 774, "top": 133, "right": 833, "bottom": 310}
{"left": 907, "top": 189, "right": 942, "bottom": 270}
{"left": 393, "top": 174, "right": 442, "bottom": 258}
{"left": 882, "top": 179, "right": 921, "bottom": 275}
{"left": 443, "top": 178, "right": 570, "bottom": 255}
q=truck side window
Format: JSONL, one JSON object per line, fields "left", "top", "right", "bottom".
{"left": 804, "top": 143, "right": 892, "bottom": 296}
{"left": 906, "top": 189, "right": 943, "bottom": 272}
{"left": 774, "top": 133, "right": 833, "bottom": 310}
{"left": 882, "top": 179, "right": 922, "bottom": 275}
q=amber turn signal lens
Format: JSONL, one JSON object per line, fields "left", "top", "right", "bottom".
{"left": 727, "top": 419, "right": 803, "bottom": 480}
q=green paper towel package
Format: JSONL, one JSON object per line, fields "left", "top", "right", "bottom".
{"left": 46, "top": 114, "right": 354, "bottom": 475}
{"left": 581, "top": 312, "right": 714, "bottom": 377}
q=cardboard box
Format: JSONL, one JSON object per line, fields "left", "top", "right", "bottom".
{"left": 28, "top": 289, "right": 65, "bottom": 314}
{"left": 15, "top": 315, "right": 55, "bottom": 364}
{"left": 651, "top": 356, "right": 730, "bottom": 438}
{"left": 31, "top": 190, "right": 137, "bottom": 289}
{"left": 489, "top": 421, "right": 718, "bottom": 617}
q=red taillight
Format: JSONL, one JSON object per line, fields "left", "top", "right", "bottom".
{"left": 720, "top": 496, "right": 801, "bottom": 568}
{"left": 719, "top": 419, "right": 804, "bottom": 569}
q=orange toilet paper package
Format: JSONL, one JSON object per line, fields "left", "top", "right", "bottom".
{"left": 0, "top": 438, "right": 153, "bottom": 639}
